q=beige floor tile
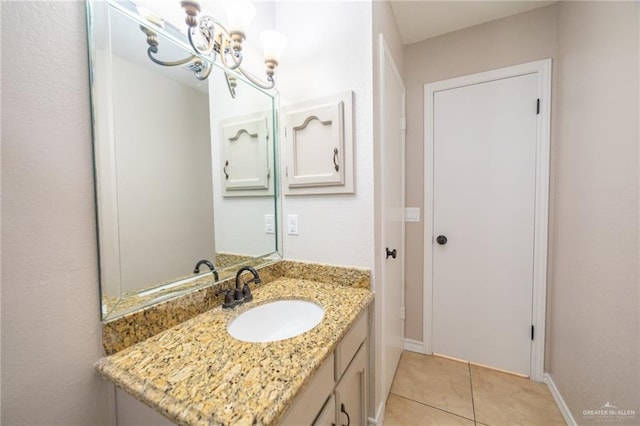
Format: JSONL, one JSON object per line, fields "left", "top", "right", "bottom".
{"left": 385, "top": 394, "right": 475, "bottom": 426}
{"left": 470, "top": 364, "right": 566, "bottom": 426}
{"left": 390, "top": 352, "right": 474, "bottom": 420}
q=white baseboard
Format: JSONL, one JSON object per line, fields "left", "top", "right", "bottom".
{"left": 544, "top": 373, "right": 577, "bottom": 426}
{"left": 368, "top": 401, "right": 385, "bottom": 425}
{"left": 404, "top": 338, "right": 425, "bottom": 353}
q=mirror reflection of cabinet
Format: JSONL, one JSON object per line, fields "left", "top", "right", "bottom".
{"left": 282, "top": 91, "right": 354, "bottom": 195}
{"left": 220, "top": 114, "right": 272, "bottom": 195}
{"left": 87, "top": 0, "right": 279, "bottom": 320}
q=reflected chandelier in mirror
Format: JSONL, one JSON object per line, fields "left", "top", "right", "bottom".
{"left": 136, "top": 0, "right": 286, "bottom": 88}
{"left": 87, "top": 0, "right": 281, "bottom": 321}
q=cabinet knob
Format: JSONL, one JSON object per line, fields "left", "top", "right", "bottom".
{"left": 436, "top": 235, "right": 448, "bottom": 245}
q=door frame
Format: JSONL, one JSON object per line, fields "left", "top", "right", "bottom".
{"left": 378, "top": 32, "right": 406, "bottom": 406}
{"left": 422, "top": 59, "right": 551, "bottom": 381}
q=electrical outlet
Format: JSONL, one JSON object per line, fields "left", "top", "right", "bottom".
{"left": 264, "top": 214, "right": 275, "bottom": 234}
{"left": 287, "top": 214, "right": 298, "bottom": 235}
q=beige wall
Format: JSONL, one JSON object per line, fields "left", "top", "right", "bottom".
{"left": 403, "top": 4, "right": 559, "bottom": 341}
{"left": 1, "top": 1, "right": 115, "bottom": 423}
{"left": 548, "top": 1, "right": 639, "bottom": 420}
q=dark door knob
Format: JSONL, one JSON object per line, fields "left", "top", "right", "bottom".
{"left": 436, "top": 235, "right": 448, "bottom": 245}
{"left": 386, "top": 248, "right": 397, "bottom": 259}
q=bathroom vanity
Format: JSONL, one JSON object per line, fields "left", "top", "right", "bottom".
{"left": 97, "top": 266, "right": 372, "bottom": 425}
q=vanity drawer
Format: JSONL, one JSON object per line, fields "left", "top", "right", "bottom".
{"left": 280, "top": 354, "right": 335, "bottom": 425}
{"left": 334, "top": 311, "right": 367, "bottom": 380}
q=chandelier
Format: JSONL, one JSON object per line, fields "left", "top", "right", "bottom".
{"left": 137, "top": 0, "right": 286, "bottom": 89}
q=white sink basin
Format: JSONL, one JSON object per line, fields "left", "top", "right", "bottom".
{"left": 227, "top": 300, "right": 324, "bottom": 343}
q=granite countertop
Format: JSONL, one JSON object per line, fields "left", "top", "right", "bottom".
{"left": 96, "top": 277, "right": 373, "bottom": 425}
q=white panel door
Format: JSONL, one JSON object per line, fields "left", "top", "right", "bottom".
{"left": 380, "top": 35, "right": 405, "bottom": 398}
{"left": 432, "top": 73, "right": 538, "bottom": 376}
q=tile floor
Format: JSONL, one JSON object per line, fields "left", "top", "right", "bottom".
{"left": 384, "top": 352, "right": 566, "bottom": 426}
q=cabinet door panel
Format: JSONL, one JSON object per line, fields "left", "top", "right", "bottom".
{"left": 335, "top": 344, "right": 367, "bottom": 426}
{"left": 313, "top": 394, "right": 336, "bottom": 426}
{"left": 280, "top": 355, "right": 335, "bottom": 425}
{"left": 282, "top": 91, "right": 354, "bottom": 195}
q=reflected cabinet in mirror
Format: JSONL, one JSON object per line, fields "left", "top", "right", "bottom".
{"left": 87, "top": 0, "right": 280, "bottom": 320}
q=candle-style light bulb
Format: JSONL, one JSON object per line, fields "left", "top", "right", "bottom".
{"left": 260, "top": 30, "right": 287, "bottom": 64}
{"left": 224, "top": 0, "right": 256, "bottom": 38}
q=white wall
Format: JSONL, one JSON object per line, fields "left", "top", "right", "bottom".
{"left": 1, "top": 1, "right": 115, "bottom": 423}
{"left": 275, "top": 1, "right": 374, "bottom": 269}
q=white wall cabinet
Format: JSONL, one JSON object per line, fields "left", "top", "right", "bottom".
{"left": 282, "top": 91, "right": 354, "bottom": 195}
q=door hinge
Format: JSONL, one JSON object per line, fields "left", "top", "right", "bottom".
{"left": 401, "top": 307, "right": 406, "bottom": 320}
{"left": 536, "top": 99, "right": 540, "bottom": 115}
{"left": 531, "top": 325, "right": 535, "bottom": 340}
{"left": 401, "top": 116, "right": 406, "bottom": 131}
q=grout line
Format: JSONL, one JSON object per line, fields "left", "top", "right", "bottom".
{"left": 388, "top": 392, "right": 476, "bottom": 423}
{"left": 468, "top": 362, "right": 477, "bottom": 425}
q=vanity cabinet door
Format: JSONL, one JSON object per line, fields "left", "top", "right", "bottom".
{"left": 313, "top": 394, "right": 336, "bottom": 426}
{"left": 280, "top": 355, "right": 335, "bottom": 425}
{"left": 334, "top": 344, "right": 367, "bottom": 426}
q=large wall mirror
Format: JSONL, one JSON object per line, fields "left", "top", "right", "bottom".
{"left": 87, "top": 0, "right": 280, "bottom": 320}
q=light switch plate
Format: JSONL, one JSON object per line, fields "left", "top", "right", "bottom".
{"left": 405, "top": 207, "right": 420, "bottom": 222}
{"left": 264, "top": 214, "right": 275, "bottom": 234}
{"left": 287, "top": 214, "right": 299, "bottom": 235}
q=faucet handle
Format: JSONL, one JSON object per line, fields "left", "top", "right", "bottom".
{"left": 242, "top": 283, "right": 253, "bottom": 302}
{"left": 223, "top": 290, "right": 234, "bottom": 305}
{"left": 234, "top": 287, "right": 243, "bottom": 302}
{"left": 216, "top": 287, "right": 235, "bottom": 308}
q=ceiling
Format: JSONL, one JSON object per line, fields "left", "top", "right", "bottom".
{"left": 389, "top": 1, "right": 557, "bottom": 45}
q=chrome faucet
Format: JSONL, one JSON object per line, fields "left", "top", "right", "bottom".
{"left": 222, "top": 266, "right": 261, "bottom": 309}
{"left": 193, "top": 259, "right": 219, "bottom": 281}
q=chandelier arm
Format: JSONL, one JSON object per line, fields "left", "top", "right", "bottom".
{"left": 195, "top": 63, "right": 213, "bottom": 81}
{"left": 229, "top": 49, "right": 243, "bottom": 70}
{"left": 147, "top": 48, "right": 197, "bottom": 67}
{"left": 218, "top": 46, "right": 243, "bottom": 71}
{"left": 237, "top": 67, "right": 275, "bottom": 90}
{"left": 187, "top": 26, "right": 216, "bottom": 55}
